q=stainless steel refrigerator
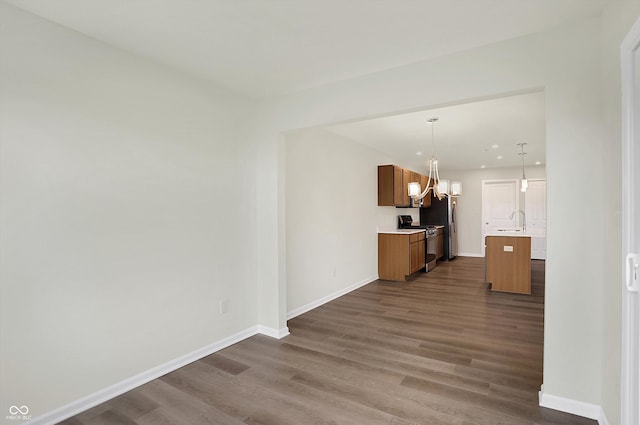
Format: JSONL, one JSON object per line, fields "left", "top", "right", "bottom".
{"left": 419, "top": 194, "right": 458, "bottom": 260}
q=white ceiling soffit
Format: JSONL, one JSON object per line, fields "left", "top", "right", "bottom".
{"left": 325, "top": 91, "right": 546, "bottom": 172}
{"left": 5, "top": 0, "right": 609, "bottom": 99}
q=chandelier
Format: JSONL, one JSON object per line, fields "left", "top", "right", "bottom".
{"left": 408, "top": 117, "right": 446, "bottom": 201}
{"left": 518, "top": 142, "right": 528, "bottom": 192}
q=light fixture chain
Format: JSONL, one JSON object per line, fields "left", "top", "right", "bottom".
{"left": 410, "top": 117, "right": 445, "bottom": 201}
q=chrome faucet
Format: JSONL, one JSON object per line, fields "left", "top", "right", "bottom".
{"left": 510, "top": 209, "right": 526, "bottom": 232}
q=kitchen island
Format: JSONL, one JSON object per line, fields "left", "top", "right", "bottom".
{"left": 485, "top": 231, "right": 531, "bottom": 294}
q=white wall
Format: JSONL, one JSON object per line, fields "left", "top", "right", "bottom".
{"left": 447, "top": 165, "right": 546, "bottom": 256}
{"left": 0, "top": 3, "right": 258, "bottom": 419}
{"left": 285, "top": 128, "right": 411, "bottom": 314}
{"left": 256, "top": 11, "right": 627, "bottom": 416}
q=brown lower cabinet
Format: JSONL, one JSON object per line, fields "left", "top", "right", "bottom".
{"left": 378, "top": 231, "right": 425, "bottom": 281}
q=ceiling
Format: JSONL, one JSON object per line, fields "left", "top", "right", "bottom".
{"left": 5, "top": 0, "right": 610, "bottom": 99}
{"left": 325, "top": 91, "right": 546, "bottom": 172}
{"left": 5, "top": 1, "right": 602, "bottom": 171}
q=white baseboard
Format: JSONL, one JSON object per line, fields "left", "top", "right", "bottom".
{"left": 598, "top": 408, "right": 610, "bottom": 425}
{"left": 539, "top": 386, "right": 608, "bottom": 424}
{"left": 286, "top": 275, "right": 378, "bottom": 320}
{"left": 28, "top": 325, "right": 287, "bottom": 425}
{"left": 256, "top": 325, "right": 290, "bottom": 339}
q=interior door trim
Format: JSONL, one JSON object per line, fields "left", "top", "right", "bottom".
{"left": 620, "top": 15, "right": 640, "bottom": 425}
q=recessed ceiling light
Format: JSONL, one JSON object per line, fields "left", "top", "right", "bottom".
{"left": 497, "top": 155, "right": 503, "bottom": 159}
{"left": 481, "top": 165, "right": 486, "bottom": 169}
{"left": 535, "top": 161, "right": 541, "bottom": 165}
{"left": 492, "top": 144, "right": 499, "bottom": 149}
{"left": 416, "top": 151, "right": 423, "bottom": 156}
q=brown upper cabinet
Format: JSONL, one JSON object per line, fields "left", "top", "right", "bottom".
{"left": 378, "top": 164, "right": 432, "bottom": 208}
{"left": 378, "top": 165, "right": 410, "bottom": 207}
{"left": 409, "top": 171, "right": 421, "bottom": 191}
{"left": 420, "top": 174, "right": 432, "bottom": 208}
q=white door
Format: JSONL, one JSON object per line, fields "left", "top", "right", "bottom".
{"left": 622, "top": 16, "right": 640, "bottom": 425}
{"left": 525, "top": 179, "right": 547, "bottom": 260}
{"left": 482, "top": 180, "right": 518, "bottom": 255}
{"left": 620, "top": 14, "right": 640, "bottom": 425}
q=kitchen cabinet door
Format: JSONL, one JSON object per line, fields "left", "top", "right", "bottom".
{"left": 378, "top": 165, "right": 396, "bottom": 206}
{"left": 401, "top": 168, "right": 411, "bottom": 206}
{"left": 409, "top": 171, "right": 421, "bottom": 188}
{"left": 378, "top": 165, "right": 411, "bottom": 207}
{"left": 411, "top": 240, "right": 425, "bottom": 273}
{"left": 420, "top": 174, "right": 431, "bottom": 208}
{"left": 410, "top": 232, "right": 426, "bottom": 274}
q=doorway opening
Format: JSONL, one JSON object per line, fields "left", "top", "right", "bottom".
{"left": 284, "top": 89, "right": 547, "bottom": 319}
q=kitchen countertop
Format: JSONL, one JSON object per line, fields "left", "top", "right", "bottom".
{"left": 485, "top": 226, "right": 546, "bottom": 238}
{"left": 377, "top": 228, "right": 426, "bottom": 235}
{"left": 485, "top": 229, "right": 532, "bottom": 237}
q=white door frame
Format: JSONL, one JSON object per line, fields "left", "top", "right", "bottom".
{"left": 621, "top": 15, "right": 640, "bottom": 425}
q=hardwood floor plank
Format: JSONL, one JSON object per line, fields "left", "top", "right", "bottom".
{"left": 487, "top": 383, "right": 539, "bottom": 405}
{"left": 289, "top": 372, "right": 460, "bottom": 425}
{"left": 159, "top": 362, "right": 258, "bottom": 419}
{"left": 135, "top": 407, "right": 188, "bottom": 425}
{"left": 58, "top": 257, "right": 596, "bottom": 425}
{"left": 401, "top": 374, "right": 540, "bottom": 420}
{"left": 338, "top": 348, "right": 491, "bottom": 395}
{"left": 56, "top": 418, "right": 83, "bottom": 425}
{"left": 59, "top": 391, "right": 157, "bottom": 425}
{"left": 74, "top": 409, "right": 138, "bottom": 425}
{"left": 227, "top": 337, "right": 407, "bottom": 391}
{"left": 237, "top": 362, "right": 397, "bottom": 425}
{"left": 135, "top": 379, "right": 245, "bottom": 425}
{"left": 451, "top": 363, "right": 540, "bottom": 392}
{"left": 200, "top": 353, "right": 251, "bottom": 376}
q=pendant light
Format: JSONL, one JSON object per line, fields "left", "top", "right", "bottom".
{"left": 518, "top": 142, "right": 528, "bottom": 192}
{"left": 408, "top": 117, "right": 446, "bottom": 201}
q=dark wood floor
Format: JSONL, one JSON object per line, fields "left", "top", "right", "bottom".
{"left": 60, "top": 257, "right": 596, "bottom": 425}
